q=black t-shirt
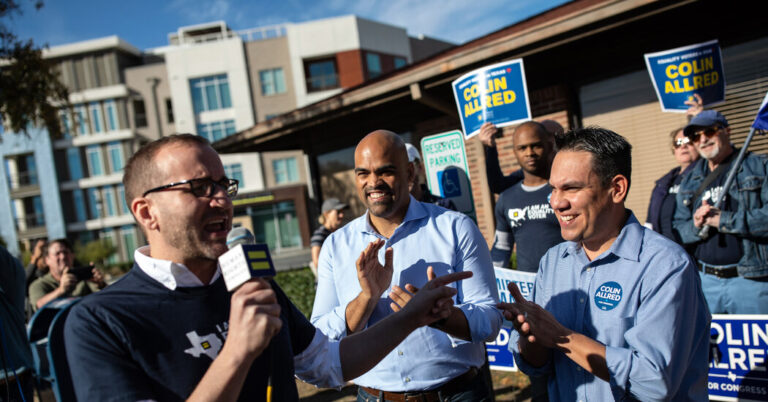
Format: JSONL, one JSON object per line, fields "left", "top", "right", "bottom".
{"left": 659, "top": 174, "right": 683, "bottom": 243}
{"left": 491, "top": 182, "right": 563, "bottom": 272}
{"left": 694, "top": 161, "right": 743, "bottom": 265}
{"left": 64, "top": 267, "right": 316, "bottom": 402}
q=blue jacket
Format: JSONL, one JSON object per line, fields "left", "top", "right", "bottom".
{"left": 646, "top": 166, "right": 681, "bottom": 232}
{"left": 673, "top": 150, "right": 768, "bottom": 278}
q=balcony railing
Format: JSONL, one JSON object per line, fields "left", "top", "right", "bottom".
{"left": 16, "top": 213, "right": 45, "bottom": 230}
{"left": 8, "top": 171, "right": 39, "bottom": 189}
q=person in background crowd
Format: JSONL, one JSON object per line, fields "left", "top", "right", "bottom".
{"left": 310, "top": 198, "right": 348, "bottom": 272}
{"left": 490, "top": 121, "right": 561, "bottom": 272}
{"left": 0, "top": 245, "right": 34, "bottom": 402}
{"left": 477, "top": 120, "right": 564, "bottom": 194}
{"left": 405, "top": 143, "right": 458, "bottom": 211}
{"left": 674, "top": 109, "right": 768, "bottom": 314}
{"left": 501, "top": 126, "right": 710, "bottom": 401}
{"left": 28, "top": 239, "right": 106, "bottom": 311}
{"left": 646, "top": 94, "right": 703, "bottom": 244}
{"left": 489, "top": 120, "right": 561, "bottom": 402}
{"left": 645, "top": 127, "right": 699, "bottom": 243}
{"left": 63, "top": 134, "right": 470, "bottom": 401}
{"left": 24, "top": 238, "right": 47, "bottom": 291}
{"left": 313, "top": 130, "right": 501, "bottom": 401}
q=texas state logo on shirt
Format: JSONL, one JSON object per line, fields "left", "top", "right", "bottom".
{"left": 507, "top": 203, "right": 554, "bottom": 227}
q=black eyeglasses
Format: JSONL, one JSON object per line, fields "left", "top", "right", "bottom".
{"left": 142, "top": 177, "right": 239, "bottom": 198}
{"left": 688, "top": 126, "right": 722, "bottom": 143}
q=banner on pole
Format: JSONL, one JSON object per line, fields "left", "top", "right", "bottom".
{"left": 644, "top": 40, "right": 725, "bottom": 112}
{"left": 451, "top": 59, "right": 531, "bottom": 139}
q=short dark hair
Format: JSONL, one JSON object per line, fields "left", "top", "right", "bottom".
{"left": 123, "top": 134, "right": 210, "bottom": 213}
{"left": 43, "top": 238, "right": 72, "bottom": 256}
{"left": 556, "top": 126, "right": 632, "bottom": 190}
{"left": 513, "top": 121, "right": 553, "bottom": 142}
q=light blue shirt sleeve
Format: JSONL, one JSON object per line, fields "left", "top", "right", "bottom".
{"left": 310, "top": 235, "right": 350, "bottom": 340}
{"left": 509, "top": 255, "right": 554, "bottom": 377}
{"left": 449, "top": 216, "right": 503, "bottom": 345}
{"left": 604, "top": 257, "right": 710, "bottom": 401}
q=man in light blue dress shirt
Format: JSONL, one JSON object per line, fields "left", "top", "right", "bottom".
{"left": 311, "top": 130, "right": 502, "bottom": 401}
{"left": 499, "top": 127, "right": 710, "bottom": 401}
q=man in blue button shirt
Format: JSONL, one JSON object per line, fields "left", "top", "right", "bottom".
{"left": 311, "top": 130, "right": 502, "bottom": 401}
{"left": 499, "top": 127, "right": 710, "bottom": 401}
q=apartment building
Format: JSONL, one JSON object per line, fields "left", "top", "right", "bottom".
{"left": 1, "top": 16, "right": 451, "bottom": 259}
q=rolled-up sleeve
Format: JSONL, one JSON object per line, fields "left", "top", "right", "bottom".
{"left": 310, "top": 237, "right": 350, "bottom": 340}
{"left": 448, "top": 217, "right": 503, "bottom": 345}
{"left": 293, "top": 329, "right": 344, "bottom": 389}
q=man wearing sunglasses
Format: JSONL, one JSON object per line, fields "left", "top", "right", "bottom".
{"left": 673, "top": 110, "right": 768, "bottom": 314}
{"left": 62, "top": 134, "right": 474, "bottom": 401}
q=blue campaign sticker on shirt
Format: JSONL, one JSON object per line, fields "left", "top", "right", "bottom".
{"left": 594, "top": 281, "right": 623, "bottom": 311}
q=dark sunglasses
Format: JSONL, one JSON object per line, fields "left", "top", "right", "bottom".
{"left": 673, "top": 137, "right": 692, "bottom": 149}
{"left": 687, "top": 126, "right": 722, "bottom": 142}
{"left": 142, "top": 177, "right": 239, "bottom": 198}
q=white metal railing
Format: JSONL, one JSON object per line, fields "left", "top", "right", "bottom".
{"left": 237, "top": 24, "right": 287, "bottom": 42}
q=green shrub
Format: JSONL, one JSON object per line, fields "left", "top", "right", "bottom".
{"left": 274, "top": 267, "right": 316, "bottom": 317}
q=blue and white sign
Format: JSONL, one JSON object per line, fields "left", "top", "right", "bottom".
{"left": 451, "top": 59, "right": 532, "bottom": 139}
{"left": 644, "top": 40, "right": 726, "bottom": 112}
{"left": 594, "top": 281, "right": 623, "bottom": 311}
{"left": 708, "top": 315, "right": 768, "bottom": 401}
{"left": 421, "top": 131, "right": 475, "bottom": 218}
{"left": 486, "top": 268, "right": 536, "bottom": 371}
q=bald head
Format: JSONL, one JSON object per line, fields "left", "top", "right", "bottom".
{"left": 355, "top": 130, "right": 409, "bottom": 166}
{"left": 354, "top": 130, "right": 413, "bottom": 221}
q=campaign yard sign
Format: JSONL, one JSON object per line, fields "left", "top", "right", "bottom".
{"left": 486, "top": 268, "right": 536, "bottom": 371}
{"left": 451, "top": 59, "right": 532, "bottom": 139}
{"left": 708, "top": 315, "right": 768, "bottom": 401}
{"left": 645, "top": 40, "right": 725, "bottom": 112}
{"left": 420, "top": 131, "right": 475, "bottom": 218}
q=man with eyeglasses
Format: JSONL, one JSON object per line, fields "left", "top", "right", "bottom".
{"left": 62, "top": 134, "right": 474, "bottom": 401}
{"left": 673, "top": 110, "right": 768, "bottom": 314}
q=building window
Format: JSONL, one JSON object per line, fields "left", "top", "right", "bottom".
{"left": 246, "top": 201, "right": 301, "bottom": 251}
{"left": 394, "top": 57, "right": 407, "bottom": 69}
{"left": 273, "top": 157, "right": 299, "bottom": 184}
{"left": 103, "top": 186, "right": 117, "bottom": 217}
{"left": 190, "top": 74, "right": 232, "bottom": 113}
{"left": 259, "top": 68, "right": 286, "bottom": 95}
{"left": 67, "top": 148, "right": 84, "bottom": 181}
{"left": 366, "top": 52, "right": 382, "bottom": 79}
{"left": 121, "top": 225, "right": 137, "bottom": 260}
{"left": 105, "top": 100, "right": 118, "bottom": 131}
{"left": 107, "top": 141, "right": 124, "bottom": 173}
{"left": 197, "top": 120, "right": 236, "bottom": 142}
{"left": 75, "top": 105, "right": 88, "bottom": 135}
{"left": 133, "top": 99, "right": 147, "bottom": 128}
{"left": 89, "top": 102, "right": 104, "bottom": 133}
{"left": 165, "top": 98, "right": 174, "bottom": 123}
{"left": 32, "top": 196, "right": 44, "bottom": 226}
{"left": 304, "top": 57, "right": 339, "bottom": 92}
{"left": 224, "top": 163, "right": 244, "bottom": 187}
{"left": 60, "top": 110, "right": 72, "bottom": 138}
{"left": 117, "top": 184, "right": 129, "bottom": 215}
{"left": 86, "top": 187, "right": 101, "bottom": 219}
{"left": 72, "top": 189, "right": 87, "bottom": 222}
{"left": 86, "top": 145, "right": 104, "bottom": 176}
{"left": 100, "top": 228, "right": 119, "bottom": 264}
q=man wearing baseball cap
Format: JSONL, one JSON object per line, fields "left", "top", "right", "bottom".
{"left": 405, "top": 143, "right": 457, "bottom": 211}
{"left": 673, "top": 109, "right": 768, "bottom": 313}
{"left": 310, "top": 198, "right": 349, "bottom": 270}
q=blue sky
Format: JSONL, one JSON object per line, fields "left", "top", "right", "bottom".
{"left": 8, "top": 0, "right": 570, "bottom": 50}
